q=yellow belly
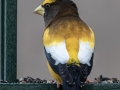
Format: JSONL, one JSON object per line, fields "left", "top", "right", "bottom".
{"left": 47, "top": 61, "right": 63, "bottom": 84}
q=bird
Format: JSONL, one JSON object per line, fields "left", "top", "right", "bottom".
{"left": 34, "top": 0, "right": 95, "bottom": 90}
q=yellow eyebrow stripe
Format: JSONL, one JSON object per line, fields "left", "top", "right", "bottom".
{"left": 42, "top": 0, "right": 56, "bottom": 6}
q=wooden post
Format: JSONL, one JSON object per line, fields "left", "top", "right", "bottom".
{"left": 0, "top": 0, "right": 17, "bottom": 82}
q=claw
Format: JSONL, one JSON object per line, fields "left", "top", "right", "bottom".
{"left": 86, "top": 79, "right": 91, "bottom": 83}
{"left": 57, "top": 82, "right": 61, "bottom": 89}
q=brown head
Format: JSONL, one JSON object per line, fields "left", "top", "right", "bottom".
{"left": 34, "top": 0, "right": 79, "bottom": 27}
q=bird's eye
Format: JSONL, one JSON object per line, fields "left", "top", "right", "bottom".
{"left": 45, "top": 4, "right": 50, "bottom": 9}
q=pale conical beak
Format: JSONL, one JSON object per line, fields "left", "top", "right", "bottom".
{"left": 34, "top": 5, "right": 44, "bottom": 16}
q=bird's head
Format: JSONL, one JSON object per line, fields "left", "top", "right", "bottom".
{"left": 34, "top": 0, "right": 78, "bottom": 27}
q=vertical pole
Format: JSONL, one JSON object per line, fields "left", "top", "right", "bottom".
{"left": 0, "top": 0, "right": 17, "bottom": 82}
{"left": 0, "top": 0, "right": 4, "bottom": 81}
{"left": 0, "top": 0, "right": 1, "bottom": 80}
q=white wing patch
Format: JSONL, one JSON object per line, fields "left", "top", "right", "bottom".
{"left": 78, "top": 41, "right": 94, "bottom": 66}
{"left": 45, "top": 41, "right": 69, "bottom": 65}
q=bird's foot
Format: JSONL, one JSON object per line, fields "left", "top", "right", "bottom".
{"left": 57, "top": 82, "right": 61, "bottom": 89}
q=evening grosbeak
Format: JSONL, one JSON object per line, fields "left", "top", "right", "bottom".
{"left": 34, "top": 0, "right": 95, "bottom": 90}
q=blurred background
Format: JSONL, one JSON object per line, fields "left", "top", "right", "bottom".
{"left": 17, "top": 0, "right": 120, "bottom": 80}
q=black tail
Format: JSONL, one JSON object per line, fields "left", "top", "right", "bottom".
{"left": 62, "top": 65, "right": 81, "bottom": 90}
{"left": 61, "top": 53, "right": 94, "bottom": 90}
{"left": 62, "top": 81, "right": 81, "bottom": 90}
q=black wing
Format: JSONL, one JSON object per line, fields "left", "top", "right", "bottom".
{"left": 44, "top": 47, "right": 73, "bottom": 84}
{"left": 78, "top": 53, "right": 94, "bottom": 86}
